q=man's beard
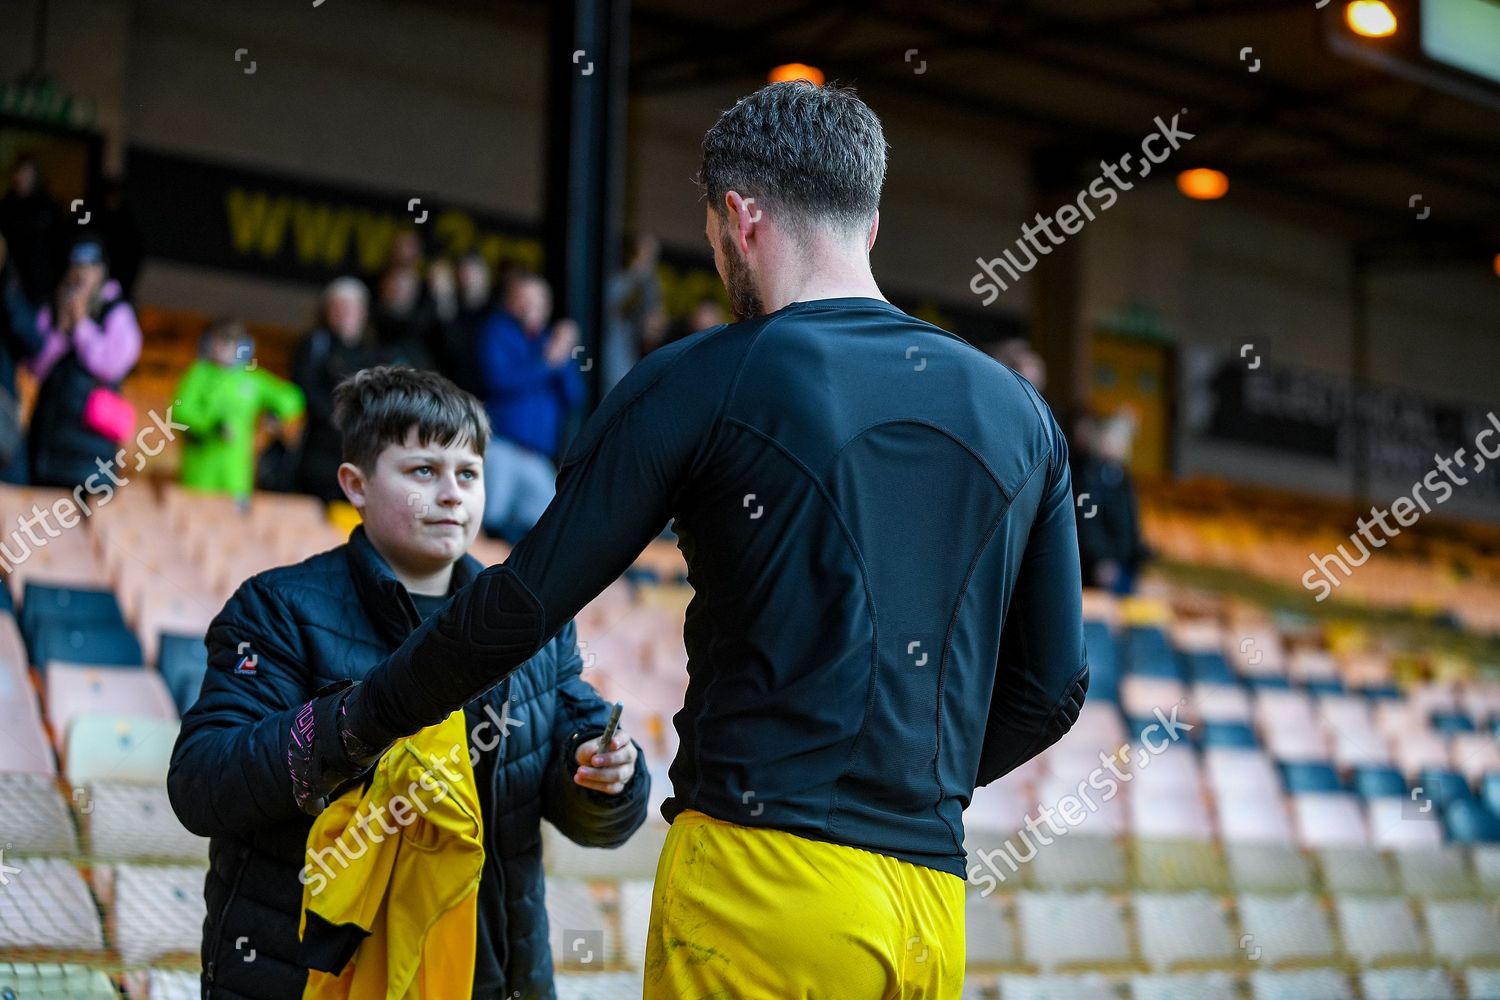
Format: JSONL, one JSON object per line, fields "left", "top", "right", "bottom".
{"left": 719, "top": 229, "right": 764, "bottom": 321}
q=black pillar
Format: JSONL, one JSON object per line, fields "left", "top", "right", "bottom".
{"left": 544, "top": 0, "right": 630, "bottom": 416}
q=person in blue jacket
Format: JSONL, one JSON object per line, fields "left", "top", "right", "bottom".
{"left": 167, "top": 366, "right": 648, "bottom": 999}
{"left": 475, "top": 272, "right": 584, "bottom": 539}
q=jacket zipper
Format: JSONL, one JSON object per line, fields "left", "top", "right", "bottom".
{"left": 204, "top": 844, "right": 252, "bottom": 994}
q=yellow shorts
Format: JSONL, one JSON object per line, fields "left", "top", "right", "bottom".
{"left": 643, "top": 809, "right": 966, "bottom": 1000}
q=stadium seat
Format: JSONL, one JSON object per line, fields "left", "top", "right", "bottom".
{"left": 157, "top": 632, "right": 210, "bottom": 716}
{"left": 1225, "top": 843, "right": 1313, "bottom": 892}
{"left": 1181, "top": 652, "right": 1236, "bottom": 686}
{"left": 1199, "top": 721, "right": 1258, "bottom": 749}
{"left": 1431, "top": 710, "right": 1476, "bottom": 735}
{"left": 1205, "top": 749, "right": 1281, "bottom": 798}
{"left": 554, "top": 973, "right": 645, "bottom": 1000}
{"left": 45, "top": 664, "right": 176, "bottom": 745}
{"left": 1315, "top": 847, "right": 1399, "bottom": 893}
{"left": 1394, "top": 846, "right": 1473, "bottom": 896}
{"left": 1015, "top": 891, "right": 1133, "bottom": 970}
{"left": 0, "top": 857, "right": 106, "bottom": 950}
{"left": 1217, "top": 794, "right": 1293, "bottom": 843}
{"left": 1441, "top": 797, "right": 1500, "bottom": 843}
{"left": 80, "top": 782, "right": 208, "bottom": 861}
{"left": 1123, "top": 627, "right": 1183, "bottom": 680}
{"left": 0, "top": 963, "right": 117, "bottom": 998}
{"left": 1367, "top": 798, "right": 1444, "bottom": 849}
{"left": 0, "top": 612, "right": 26, "bottom": 671}
{"left": 1466, "top": 968, "right": 1500, "bottom": 1000}
{"left": 1082, "top": 622, "right": 1119, "bottom": 703}
{"left": 63, "top": 715, "right": 180, "bottom": 786}
{"left": 1422, "top": 898, "right": 1500, "bottom": 963}
{"left": 145, "top": 969, "right": 200, "bottom": 1000}
{"left": 545, "top": 878, "right": 612, "bottom": 970}
{"left": 1358, "top": 968, "right": 1456, "bottom": 1000}
{"left": 965, "top": 891, "right": 1018, "bottom": 964}
{"left": 1132, "top": 892, "right": 1236, "bottom": 969}
{"left": 1120, "top": 676, "right": 1186, "bottom": 722}
{"left": 0, "top": 772, "right": 79, "bottom": 855}
{"left": 1291, "top": 794, "right": 1367, "bottom": 847}
{"left": 1279, "top": 762, "right": 1343, "bottom": 795}
{"left": 1191, "top": 684, "right": 1252, "bottom": 724}
{"left": 133, "top": 593, "right": 213, "bottom": 668}
{"left": 19, "top": 583, "right": 126, "bottom": 638}
{"left": 28, "top": 622, "right": 145, "bottom": 672}
{"left": 1417, "top": 768, "right": 1474, "bottom": 806}
{"left": 1029, "top": 837, "right": 1128, "bottom": 890}
{"left": 1236, "top": 893, "right": 1337, "bottom": 965}
{"left": 1129, "top": 972, "right": 1237, "bottom": 1000}
{"left": 0, "top": 665, "right": 54, "bottom": 775}
{"left": 616, "top": 879, "right": 652, "bottom": 971}
{"left": 109, "top": 863, "right": 208, "bottom": 965}
{"left": 1352, "top": 765, "right": 1407, "bottom": 799}
{"left": 997, "top": 973, "right": 1117, "bottom": 1000}
{"left": 1248, "top": 968, "right": 1355, "bottom": 1000}
{"left": 542, "top": 816, "right": 667, "bottom": 880}
{"left": 1333, "top": 896, "right": 1427, "bottom": 964}
{"left": 1132, "top": 794, "right": 1214, "bottom": 842}
{"left": 1133, "top": 839, "right": 1227, "bottom": 891}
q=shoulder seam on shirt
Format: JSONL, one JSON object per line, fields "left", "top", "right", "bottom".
{"left": 697, "top": 313, "right": 791, "bottom": 480}
{"left": 828, "top": 417, "right": 1016, "bottom": 502}
{"left": 558, "top": 329, "right": 734, "bottom": 474}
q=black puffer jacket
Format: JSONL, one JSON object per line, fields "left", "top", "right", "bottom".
{"left": 167, "top": 527, "right": 649, "bottom": 999}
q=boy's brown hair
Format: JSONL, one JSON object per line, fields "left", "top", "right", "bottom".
{"left": 332, "top": 366, "right": 490, "bottom": 472}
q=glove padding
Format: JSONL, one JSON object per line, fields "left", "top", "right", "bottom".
{"left": 287, "top": 680, "right": 390, "bottom": 816}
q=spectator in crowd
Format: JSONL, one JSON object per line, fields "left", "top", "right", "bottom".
{"left": 0, "top": 233, "right": 43, "bottom": 483}
{"left": 174, "top": 318, "right": 305, "bottom": 503}
{"left": 370, "top": 261, "right": 436, "bottom": 370}
{"left": 0, "top": 155, "right": 67, "bottom": 310}
{"left": 96, "top": 176, "right": 143, "bottom": 301}
{"left": 26, "top": 236, "right": 142, "bottom": 490}
{"left": 168, "top": 366, "right": 647, "bottom": 1000}
{"left": 602, "top": 232, "right": 666, "bottom": 395}
{"left": 476, "top": 272, "right": 584, "bottom": 537}
{"left": 991, "top": 337, "right": 1047, "bottom": 395}
{"left": 428, "top": 250, "right": 496, "bottom": 398}
{"left": 292, "top": 277, "right": 387, "bottom": 502}
{"left": 659, "top": 294, "right": 727, "bottom": 350}
{"left": 1070, "top": 407, "right": 1148, "bottom": 594}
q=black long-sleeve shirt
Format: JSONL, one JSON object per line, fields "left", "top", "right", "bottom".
{"left": 355, "top": 295, "right": 1088, "bottom": 878}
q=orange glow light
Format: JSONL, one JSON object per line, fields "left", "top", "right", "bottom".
{"left": 769, "top": 63, "right": 825, "bottom": 86}
{"left": 1177, "top": 168, "right": 1229, "bottom": 201}
{"left": 1346, "top": 1, "right": 1398, "bottom": 38}
{"left": 1492, "top": 253, "right": 1500, "bottom": 279}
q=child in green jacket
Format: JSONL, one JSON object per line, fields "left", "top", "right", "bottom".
{"left": 175, "top": 318, "right": 305, "bottom": 500}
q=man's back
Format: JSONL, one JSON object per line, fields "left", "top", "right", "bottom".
{"left": 505, "top": 295, "right": 1084, "bottom": 876}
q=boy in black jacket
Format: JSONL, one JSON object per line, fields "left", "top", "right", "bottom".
{"left": 168, "top": 366, "right": 648, "bottom": 999}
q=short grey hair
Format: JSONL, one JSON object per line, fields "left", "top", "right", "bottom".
{"left": 698, "top": 81, "right": 888, "bottom": 239}
{"left": 323, "top": 276, "right": 369, "bottom": 304}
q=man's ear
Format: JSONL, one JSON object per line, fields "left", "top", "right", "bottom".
{"left": 337, "top": 461, "right": 367, "bottom": 511}
{"left": 867, "top": 210, "right": 880, "bottom": 253}
{"left": 723, "top": 191, "right": 756, "bottom": 255}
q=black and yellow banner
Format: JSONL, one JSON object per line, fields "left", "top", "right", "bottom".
{"left": 125, "top": 146, "right": 543, "bottom": 283}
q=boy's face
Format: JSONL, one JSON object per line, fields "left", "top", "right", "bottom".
{"left": 338, "top": 427, "right": 484, "bottom": 577}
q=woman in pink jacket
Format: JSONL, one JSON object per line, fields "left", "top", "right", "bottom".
{"left": 27, "top": 237, "right": 142, "bottom": 491}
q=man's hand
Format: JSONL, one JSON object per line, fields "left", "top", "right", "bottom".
{"left": 545, "top": 318, "right": 579, "bottom": 368}
{"left": 573, "top": 729, "right": 636, "bottom": 795}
